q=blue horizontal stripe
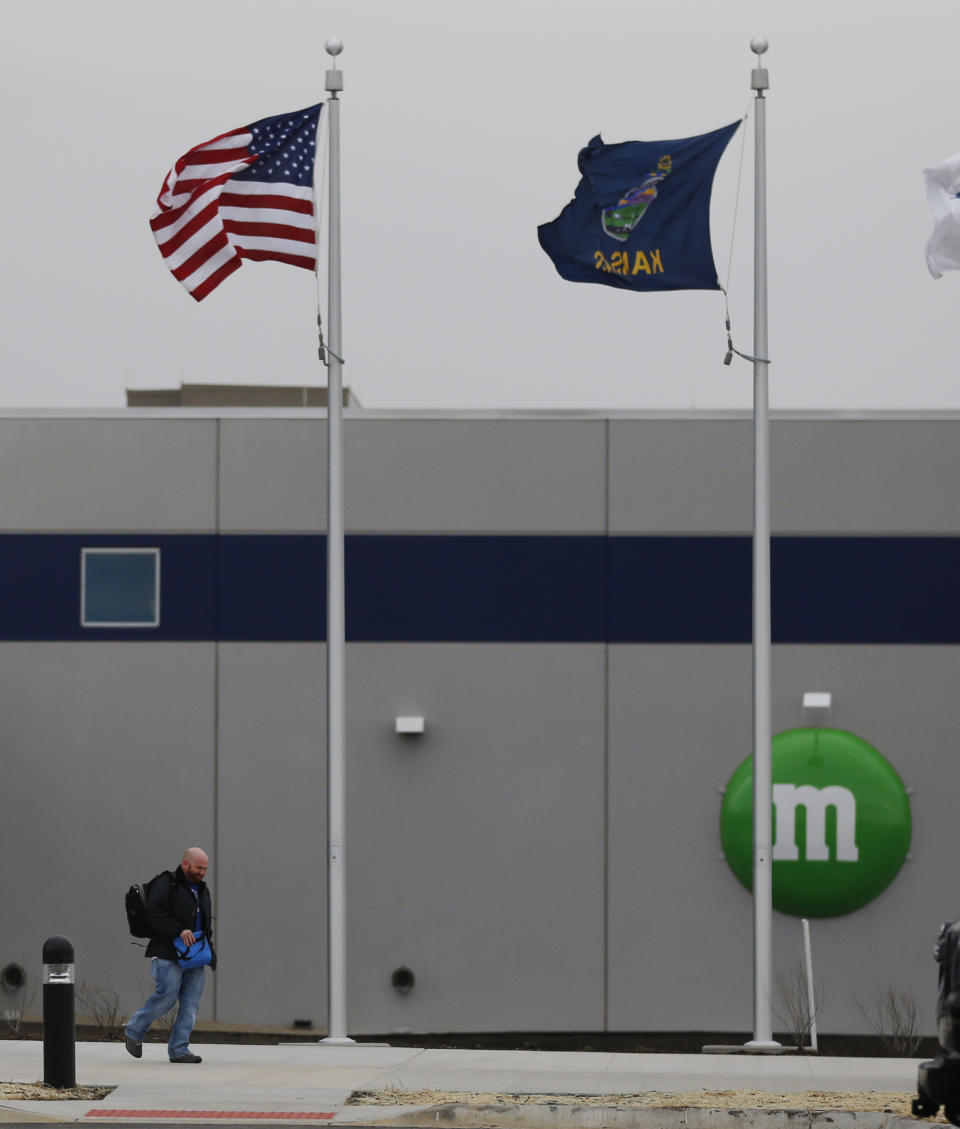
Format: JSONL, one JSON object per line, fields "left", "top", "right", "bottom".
{"left": 772, "top": 536, "right": 960, "bottom": 644}
{"left": 0, "top": 533, "right": 956, "bottom": 644}
{"left": 609, "top": 536, "right": 750, "bottom": 643}
{"left": 0, "top": 535, "right": 217, "bottom": 642}
{"left": 347, "top": 535, "right": 606, "bottom": 643}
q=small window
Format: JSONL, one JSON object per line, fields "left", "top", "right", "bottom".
{"left": 81, "top": 549, "right": 160, "bottom": 628}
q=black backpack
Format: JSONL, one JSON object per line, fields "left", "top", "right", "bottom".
{"left": 125, "top": 872, "right": 169, "bottom": 938}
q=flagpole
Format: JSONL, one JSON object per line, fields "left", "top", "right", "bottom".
{"left": 319, "top": 35, "right": 354, "bottom": 1047}
{"left": 745, "top": 35, "right": 779, "bottom": 1052}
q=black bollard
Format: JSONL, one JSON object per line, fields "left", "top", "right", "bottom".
{"left": 42, "top": 936, "right": 75, "bottom": 1089}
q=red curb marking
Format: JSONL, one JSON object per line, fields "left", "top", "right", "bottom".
{"left": 85, "top": 1111, "right": 336, "bottom": 1120}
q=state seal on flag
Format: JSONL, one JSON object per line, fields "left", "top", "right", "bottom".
{"left": 601, "top": 155, "right": 672, "bottom": 243}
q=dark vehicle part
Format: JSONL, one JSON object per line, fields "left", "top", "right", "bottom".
{"left": 916, "top": 921, "right": 960, "bottom": 1121}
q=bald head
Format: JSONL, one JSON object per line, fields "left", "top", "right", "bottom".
{"left": 182, "top": 847, "right": 209, "bottom": 884}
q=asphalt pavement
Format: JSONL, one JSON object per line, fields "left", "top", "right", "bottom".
{"left": 0, "top": 1039, "right": 929, "bottom": 1127}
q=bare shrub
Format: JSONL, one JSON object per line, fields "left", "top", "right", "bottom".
{"left": 76, "top": 979, "right": 123, "bottom": 1041}
{"left": 774, "top": 957, "right": 822, "bottom": 1049}
{"left": 0, "top": 1003, "right": 26, "bottom": 1037}
{"left": 1, "top": 976, "right": 35, "bottom": 1037}
{"left": 854, "top": 982, "right": 923, "bottom": 1057}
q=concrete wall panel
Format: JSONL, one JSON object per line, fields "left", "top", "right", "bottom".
{"left": 771, "top": 421, "right": 960, "bottom": 533}
{"left": 607, "top": 643, "right": 956, "bottom": 1035}
{"left": 214, "top": 642, "right": 606, "bottom": 1031}
{"left": 344, "top": 644, "right": 607, "bottom": 1033}
{"left": 610, "top": 418, "right": 960, "bottom": 535}
{"left": 219, "top": 420, "right": 326, "bottom": 533}
{"left": 609, "top": 421, "right": 753, "bottom": 534}
{"left": 215, "top": 644, "right": 328, "bottom": 1027}
{"left": 219, "top": 419, "right": 607, "bottom": 533}
{"left": 0, "top": 419, "right": 217, "bottom": 531}
{"left": 0, "top": 643, "right": 215, "bottom": 1022}
{"left": 343, "top": 420, "right": 607, "bottom": 534}
{"left": 606, "top": 645, "right": 754, "bottom": 1031}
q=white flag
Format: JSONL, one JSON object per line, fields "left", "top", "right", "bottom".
{"left": 924, "top": 152, "right": 960, "bottom": 278}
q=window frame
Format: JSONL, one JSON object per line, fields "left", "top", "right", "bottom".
{"left": 80, "top": 547, "right": 161, "bottom": 629}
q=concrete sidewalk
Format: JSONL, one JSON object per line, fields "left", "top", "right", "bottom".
{"left": 0, "top": 1040, "right": 927, "bottom": 1127}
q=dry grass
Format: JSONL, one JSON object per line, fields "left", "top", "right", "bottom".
{"left": 0, "top": 1081, "right": 114, "bottom": 1100}
{"left": 349, "top": 1086, "right": 931, "bottom": 1115}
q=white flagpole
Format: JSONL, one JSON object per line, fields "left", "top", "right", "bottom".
{"left": 319, "top": 35, "right": 353, "bottom": 1047}
{"left": 745, "top": 35, "right": 779, "bottom": 1052}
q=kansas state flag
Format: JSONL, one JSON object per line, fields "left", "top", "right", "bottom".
{"left": 538, "top": 122, "right": 739, "bottom": 292}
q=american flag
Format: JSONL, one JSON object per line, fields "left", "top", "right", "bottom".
{"left": 151, "top": 103, "right": 323, "bottom": 301}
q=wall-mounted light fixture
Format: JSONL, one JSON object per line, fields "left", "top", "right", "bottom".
{"left": 395, "top": 716, "right": 425, "bottom": 735}
{"left": 0, "top": 964, "right": 25, "bottom": 993}
{"left": 802, "top": 691, "right": 832, "bottom": 724}
{"left": 391, "top": 966, "right": 415, "bottom": 993}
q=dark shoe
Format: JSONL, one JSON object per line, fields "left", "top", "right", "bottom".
{"left": 124, "top": 1035, "right": 142, "bottom": 1059}
{"left": 170, "top": 1053, "right": 202, "bottom": 1064}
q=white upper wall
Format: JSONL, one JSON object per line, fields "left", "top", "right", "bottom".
{"left": 0, "top": 418, "right": 218, "bottom": 532}
{"left": 0, "top": 410, "right": 956, "bottom": 535}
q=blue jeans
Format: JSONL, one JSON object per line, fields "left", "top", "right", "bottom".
{"left": 125, "top": 958, "right": 205, "bottom": 1060}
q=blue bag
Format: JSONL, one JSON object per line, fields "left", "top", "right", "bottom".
{"left": 172, "top": 931, "right": 212, "bottom": 970}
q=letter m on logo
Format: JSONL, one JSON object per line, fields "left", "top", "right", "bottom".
{"left": 772, "top": 784, "right": 859, "bottom": 862}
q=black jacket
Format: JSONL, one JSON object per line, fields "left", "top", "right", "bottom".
{"left": 145, "top": 866, "right": 216, "bottom": 970}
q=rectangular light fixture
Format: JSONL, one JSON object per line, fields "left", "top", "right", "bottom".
{"left": 395, "top": 716, "right": 425, "bottom": 735}
{"left": 802, "top": 692, "right": 832, "bottom": 711}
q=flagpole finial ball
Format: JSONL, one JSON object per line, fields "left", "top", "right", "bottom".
{"left": 750, "top": 36, "right": 768, "bottom": 55}
{"left": 325, "top": 37, "right": 344, "bottom": 56}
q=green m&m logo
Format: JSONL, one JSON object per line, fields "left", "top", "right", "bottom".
{"left": 720, "top": 728, "right": 912, "bottom": 917}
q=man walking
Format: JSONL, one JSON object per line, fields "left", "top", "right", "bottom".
{"left": 124, "top": 847, "right": 215, "bottom": 1064}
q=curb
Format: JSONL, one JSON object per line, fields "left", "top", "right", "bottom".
{"left": 0, "top": 1106, "right": 66, "bottom": 1123}
{"left": 347, "top": 1106, "right": 923, "bottom": 1129}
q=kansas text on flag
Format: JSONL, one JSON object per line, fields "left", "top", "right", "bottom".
{"left": 538, "top": 121, "right": 739, "bottom": 292}
{"left": 151, "top": 104, "right": 322, "bottom": 301}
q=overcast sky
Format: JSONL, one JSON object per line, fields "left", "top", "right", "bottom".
{"left": 3, "top": 0, "right": 958, "bottom": 412}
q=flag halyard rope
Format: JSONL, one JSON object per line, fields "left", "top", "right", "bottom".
{"left": 719, "top": 99, "right": 769, "bottom": 367}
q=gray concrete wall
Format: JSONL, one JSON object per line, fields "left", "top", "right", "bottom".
{"left": 214, "top": 644, "right": 327, "bottom": 1027}
{"left": 0, "top": 418, "right": 217, "bottom": 531}
{"left": 609, "top": 418, "right": 960, "bottom": 533}
{"left": 0, "top": 411, "right": 955, "bottom": 1038}
{"left": 607, "top": 643, "right": 952, "bottom": 1035}
{"left": 0, "top": 642, "right": 217, "bottom": 1023}
{"left": 218, "top": 418, "right": 607, "bottom": 533}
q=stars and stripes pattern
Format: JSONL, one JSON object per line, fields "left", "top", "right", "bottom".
{"left": 151, "top": 104, "right": 323, "bottom": 301}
